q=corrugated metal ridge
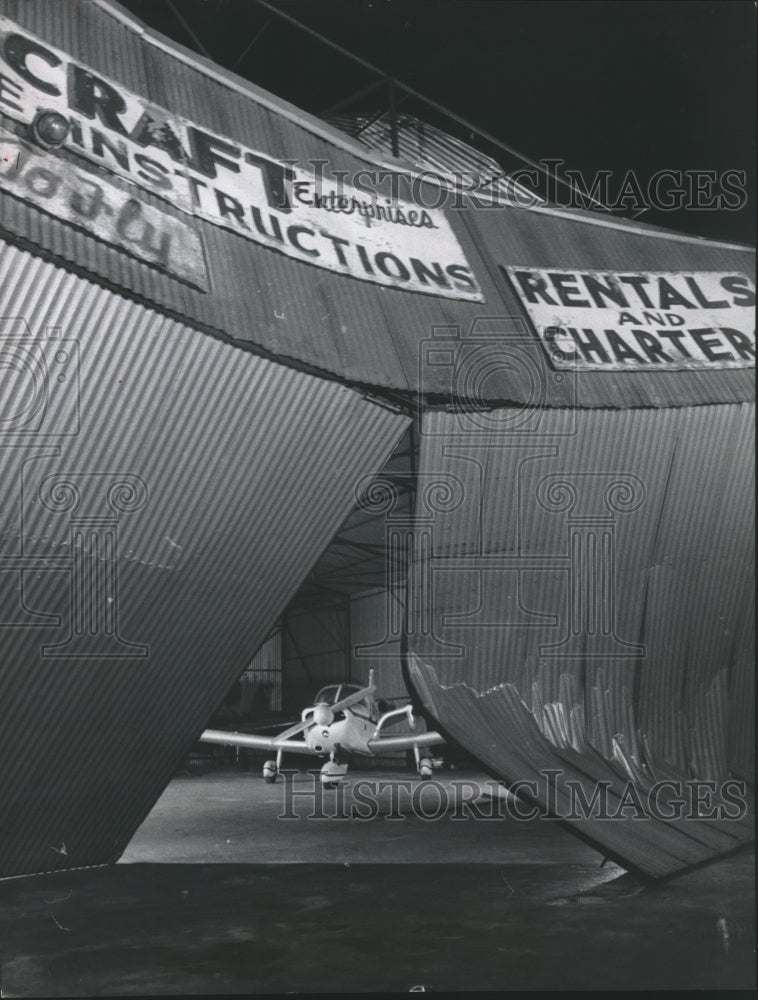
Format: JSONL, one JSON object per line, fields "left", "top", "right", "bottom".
{"left": 1, "top": 6, "right": 754, "bottom": 409}
{"left": 0, "top": 226, "right": 412, "bottom": 412}
{"left": 420, "top": 396, "right": 756, "bottom": 413}
{"left": 406, "top": 657, "right": 753, "bottom": 878}
{"left": 523, "top": 204, "right": 755, "bottom": 252}
{"left": 94, "top": 2, "right": 755, "bottom": 253}
{"left": 2, "top": 226, "right": 752, "bottom": 415}
{"left": 405, "top": 403, "right": 753, "bottom": 777}
{"left": 0, "top": 243, "right": 412, "bottom": 876}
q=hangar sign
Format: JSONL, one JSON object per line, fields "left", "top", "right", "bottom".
{"left": 506, "top": 267, "right": 755, "bottom": 370}
{"left": 0, "top": 127, "right": 208, "bottom": 288}
{"left": 0, "top": 16, "right": 483, "bottom": 301}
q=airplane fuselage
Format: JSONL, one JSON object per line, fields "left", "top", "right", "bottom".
{"left": 303, "top": 705, "right": 375, "bottom": 757}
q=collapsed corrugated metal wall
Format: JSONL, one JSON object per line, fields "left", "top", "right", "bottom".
{"left": 0, "top": 0, "right": 754, "bottom": 882}
{"left": 404, "top": 403, "right": 754, "bottom": 877}
{"left": 0, "top": 244, "right": 409, "bottom": 876}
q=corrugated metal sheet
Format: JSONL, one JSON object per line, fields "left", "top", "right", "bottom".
{"left": 349, "top": 590, "right": 414, "bottom": 741}
{"left": 408, "top": 657, "right": 753, "bottom": 879}
{"left": 0, "top": 0, "right": 752, "bottom": 882}
{"left": 240, "top": 629, "right": 282, "bottom": 714}
{"left": 456, "top": 206, "right": 756, "bottom": 408}
{"left": 403, "top": 404, "right": 754, "bottom": 876}
{"left": 0, "top": 0, "right": 753, "bottom": 408}
{"left": 350, "top": 591, "right": 402, "bottom": 679}
{"left": 0, "top": 242, "right": 410, "bottom": 877}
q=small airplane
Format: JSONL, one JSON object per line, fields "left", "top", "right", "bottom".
{"left": 200, "top": 670, "right": 445, "bottom": 786}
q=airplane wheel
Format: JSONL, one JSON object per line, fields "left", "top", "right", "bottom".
{"left": 419, "top": 759, "right": 433, "bottom": 780}
{"left": 263, "top": 760, "right": 278, "bottom": 783}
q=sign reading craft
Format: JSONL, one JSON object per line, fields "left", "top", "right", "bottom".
{"left": 505, "top": 266, "right": 755, "bottom": 370}
{"left": 0, "top": 16, "right": 483, "bottom": 301}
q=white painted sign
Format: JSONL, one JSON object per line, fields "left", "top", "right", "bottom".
{"left": 0, "top": 16, "right": 483, "bottom": 301}
{"left": 505, "top": 267, "right": 755, "bottom": 370}
{"left": 0, "top": 128, "right": 208, "bottom": 288}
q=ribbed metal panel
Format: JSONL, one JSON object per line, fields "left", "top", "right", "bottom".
{"left": 0, "top": 242, "right": 409, "bottom": 877}
{"left": 403, "top": 403, "right": 754, "bottom": 875}
{"left": 239, "top": 629, "right": 282, "bottom": 713}
{"left": 351, "top": 591, "right": 402, "bottom": 683}
{"left": 246, "top": 631, "right": 282, "bottom": 675}
{"left": 408, "top": 658, "right": 753, "bottom": 879}
{"left": 0, "top": 1, "right": 753, "bottom": 408}
{"left": 349, "top": 590, "right": 413, "bottom": 740}
{"left": 459, "top": 204, "right": 756, "bottom": 408}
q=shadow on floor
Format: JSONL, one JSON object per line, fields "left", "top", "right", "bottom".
{"left": 0, "top": 851, "right": 754, "bottom": 994}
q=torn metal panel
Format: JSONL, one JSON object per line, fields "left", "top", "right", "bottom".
{"left": 0, "top": 242, "right": 410, "bottom": 877}
{"left": 408, "top": 658, "right": 753, "bottom": 879}
{"left": 404, "top": 404, "right": 754, "bottom": 876}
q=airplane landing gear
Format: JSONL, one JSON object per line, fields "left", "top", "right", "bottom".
{"left": 263, "top": 749, "right": 284, "bottom": 783}
{"left": 418, "top": 758, "right": 433, "bottom": 780}
{"left": 414, "top": 745, "right": 433, "bottom": 780}
{"left": 320, "top": 750, "right": 349, "bottom": 788}
{"left": 263, "top": 760, "right": 277, "bottom": 783}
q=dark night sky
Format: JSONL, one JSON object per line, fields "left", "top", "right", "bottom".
{"left": 119, "top": 0, "right": 755, "bottom": 244}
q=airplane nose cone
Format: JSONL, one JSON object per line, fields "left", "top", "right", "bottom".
{"left": 313, "top": 704, "right": 332, "bottom": 727}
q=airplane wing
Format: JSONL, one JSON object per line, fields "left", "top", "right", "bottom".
{"left": 200, "top": 728, "right": 314, "bottom": 754}
{"left": 367, "top": 731, "right": 446, "bottom": 753}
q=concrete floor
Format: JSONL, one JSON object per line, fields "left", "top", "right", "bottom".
{"left": 0, "top": 765, "right": 754, "bottom": 994}
{"left": 121, "top": 766, "right": 614, "bottom": 867}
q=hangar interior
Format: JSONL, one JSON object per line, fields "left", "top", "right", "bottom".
{"left": 268, "top": 427, "right": 415, "bottom": 715}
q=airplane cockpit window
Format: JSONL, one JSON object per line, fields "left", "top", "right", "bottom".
{"left": 314, "top": 685, "right": 339, "bottom": 705}
{"left": 314, "top": 684, "right": 363, "bottom": 705}
{"left": 337, "top": 684, "right": 362, "bottom": 699}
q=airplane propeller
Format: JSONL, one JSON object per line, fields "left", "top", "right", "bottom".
{"left": 272, "top": 683, "right": 374, "bottom": 740}
{"left": 270, "top": 715, "right": 316, "bottom": 742}
{"left": 312, "top": 704, "right": 333, "bottom": 727}
{"left": 330, "top": 684, "right": 375, "bottom": 714}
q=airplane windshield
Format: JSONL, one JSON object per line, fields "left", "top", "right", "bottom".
{"left": 314, "top": 685, "right": 340, "bottom": 705}
{"left": 314, "top": 684, "right": 362, "bottom": 706}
